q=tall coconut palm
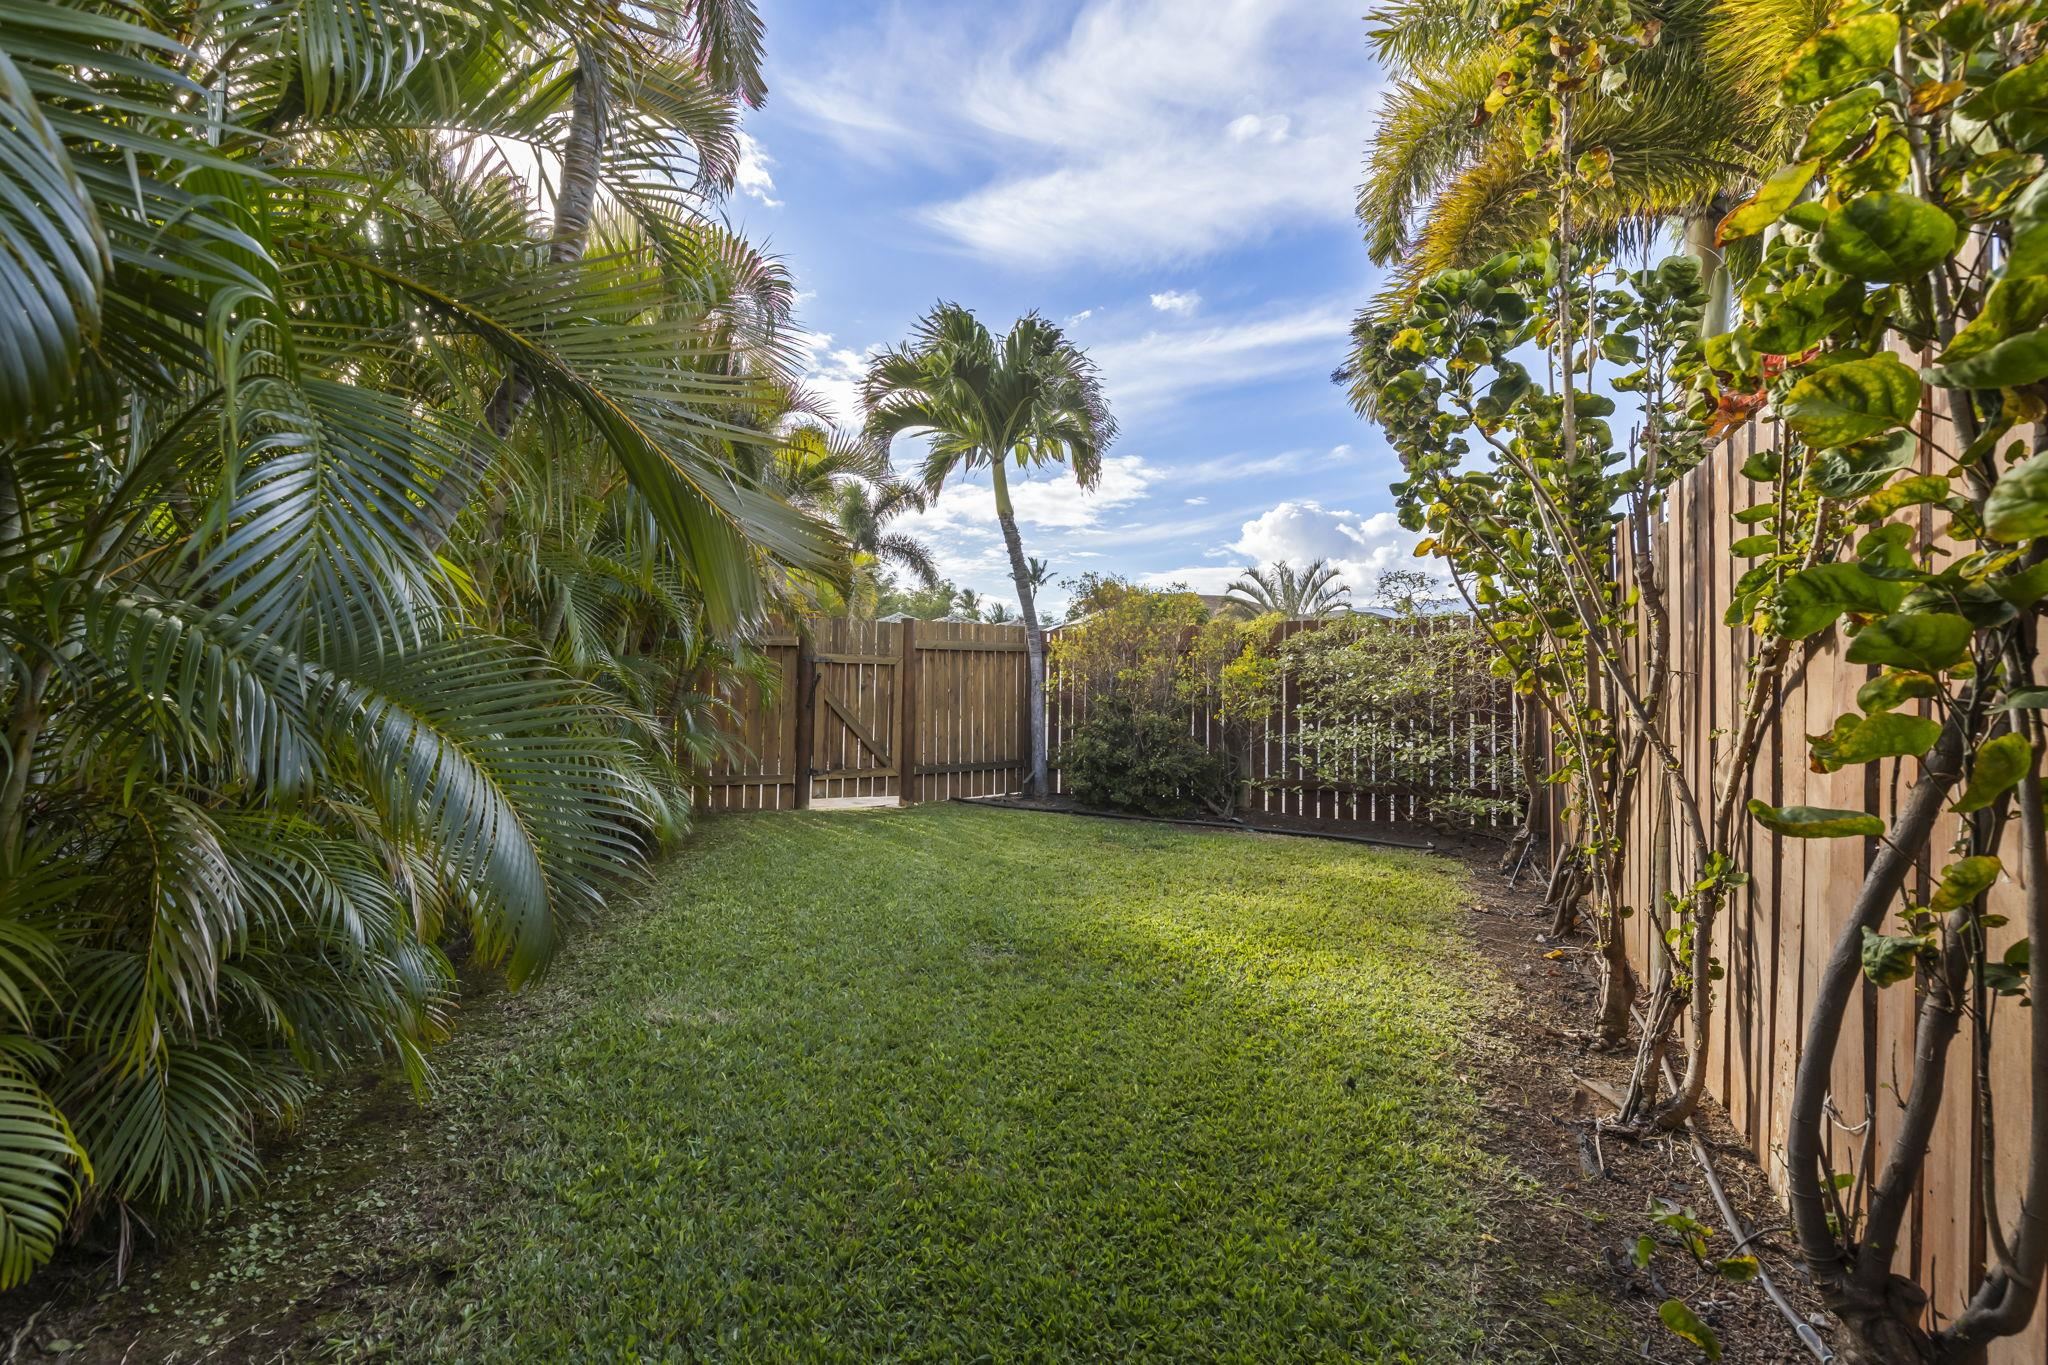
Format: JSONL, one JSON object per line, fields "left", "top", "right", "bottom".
{"left": 862, "top": 306, "right": 1115, "bottom": 797}
{"left": 1223, "top": 561, "right": 1353, "bottom": 618}
{"left": 1025, "top": 557, "right": 1056, "bottom": 593}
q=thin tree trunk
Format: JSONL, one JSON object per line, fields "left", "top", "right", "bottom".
{"left": 1786, "top": 703, "right": 1973, "bottom": 1346}
{"left": 0, "top": 659, "right": 54, "bottom": 876}
{"left": 988, "top": 458, "right": 1048, "bottom": 796}
{"left": 425, "top": 58, "right": 610, "bottom": 549}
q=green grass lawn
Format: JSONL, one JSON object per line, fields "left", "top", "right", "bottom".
{"left": 360, "top": 804, "right": 1497, "bottom": 1362}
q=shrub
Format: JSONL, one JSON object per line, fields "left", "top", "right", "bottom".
{"left": 1059, "top": 698, "right": 1230, "bottom": 816}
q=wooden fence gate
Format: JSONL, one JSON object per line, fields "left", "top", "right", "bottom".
{"left": 704, "top": 619, "right": 1030, "bottom": 811}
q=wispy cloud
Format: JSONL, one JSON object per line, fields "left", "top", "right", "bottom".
{"left": 1087, "top": 300, "right": 1356, "bottom": 414}
{"left": 786, "top": 0, "right": 1373, "bottom": 269}
{"left": 1149, "top": 290, "right": 1200, "bottom": 315}
{"left": 792, "top": 331, "right": 873, "bottom": 429}
{"left": 734, "top": 131, "right": 781, "bottom": 208}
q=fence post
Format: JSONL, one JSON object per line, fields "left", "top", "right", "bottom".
{"left": 897, "top": 619, "right": 918, "bottom": 805}
{"left": 793, "top": 633, "right": 815, "bottom": 810}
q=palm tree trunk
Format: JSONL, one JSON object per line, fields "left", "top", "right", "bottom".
{"left": 427, "top": 57, "right": 610, "bottom": 548}
{"left": 1682, "top": 211, "right": 1730, "bottom": 337}
{"left": 989, "top": 458, "right": 1048, "bottom": 796}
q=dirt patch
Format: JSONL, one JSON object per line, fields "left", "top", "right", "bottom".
{"left": 0, "top": 981, "right": 544, "bottom": 1364}
{"left": 1457, "top": 855, "right": 1830, "bottom": 1364}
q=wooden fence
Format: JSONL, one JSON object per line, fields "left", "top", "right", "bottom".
{"left": 708, "top": 614, "right": 1521, "bottom": 832}
{"left": 703, "top": 618, "right": 1030, "bottom": 810}
{"left": 1554, "top": 416, "right": 2045, "bottom": 1361}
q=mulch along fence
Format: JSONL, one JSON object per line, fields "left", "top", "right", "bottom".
{"left": 1546, "top": 415, "right": 2045, "bottom": 1361}
{"left": 707, "top": 616, "right": 1521, "bottom": 832}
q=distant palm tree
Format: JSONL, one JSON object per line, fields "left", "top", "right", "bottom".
{"left": 1025, "top": 557, "right": 1055, "bottom": 593}
{"left": 984, "top": 603, "right": 1016, "bottom": 624}
{"left": 954, "top": 588, "right": 985, "bottom": 620}
{"left": 1223, "top": 561, "right": 1352, "bottom": 618}
{"left": 771, "top": 422, "right": 939, "bottom": 605}
{"left": 863, "top": 305, "right": 1115, "bottom": 795}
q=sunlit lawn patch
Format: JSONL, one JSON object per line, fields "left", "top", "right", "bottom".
{"left": 386, "top": 805, "right": 1494, "bottom": 1361}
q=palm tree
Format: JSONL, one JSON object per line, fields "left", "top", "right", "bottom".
{"left": 0, "top": 0, "right": 829, "bottom": 1283}
{"left": 954, "top": 588, "right": 985, "bottom": 620}
{"left": 863, "top": 305, "right": 1116, "bottom": 796}
{"left": 984, "top": 603, "right": 1016, "bottom": 624}
{"left": 1223, "top": 561, "right": 1353, "bottom": 618}
{"left": 1355, "top": 0, "right": 1819, "bottom": 316}
{"left": 1025, "top": 557, "right": 1056, "bottom": 593}
{"left": 767, "top": 422, "right": 939, "bottom": 613}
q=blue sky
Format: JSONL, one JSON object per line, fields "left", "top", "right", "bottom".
{"left": 734, "top": 0, "right": 1413, "bottom": 616}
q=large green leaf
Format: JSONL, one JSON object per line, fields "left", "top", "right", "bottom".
{"left": 1717, "top": 160, "right": 1819, "bottom": 243}
{"left": 0, "top": 47, "right": 108, "bottom": 439}
{"left": 1808, "top": 710, "right": 1943, "bottom": 771}
{"left": 1781, "top": 355, "right": 1922, "bottom": 447}
{"left": 1752, "top": 276, "right": 1861, "bottom": 356}
{"left": 1984, "top": 451, "right": 2048, "bottom": 542}
{"left": 1857, "top": 670, "right": 1941, "bottom": 713}
{"left": 1930, "top": 856, "right": 2004, "bottom": 912}
{"left": 1813, "top": 194, "right": 1961, "bottom": 283}
{"left": 1748, "top": 800, "right": 1885, "bottom": 838}
{"left": 1774, "top": 561, "right": 1907, "bottom": 637}
{"left": 1928, "top": 331, "right": 2048, "bottom": 389}
{"left": 1658, "top": 1298, "right": 1723, "bottom": 1359}
{"left": 1844, "top": 613, "right": 1975, "bottom": 671}
{"left": 1861, "top": 928, "right": 1926, "bottom": 987}
{"left": 1798, "top": 87, "right": 1884, "bottom": 159}
{"left": 1952, "top": 733, "right": 2034, "bottom": 814}
{"left": 1781, "top": 13, "right": 1899, "bottom": 103}
{"left": 1809, "top": 429, "right": 1918, "bottom": 498}
{"left": 1935, "top": 277, "right": 2048, "bottom": 367}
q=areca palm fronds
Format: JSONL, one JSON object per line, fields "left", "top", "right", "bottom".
{"left": 769, "top": 421, "right": 940, "bottom": 612}
{"left": 861, "top": 305, "right": 1116, "bottom": 795}
{"left": 1222, "top": 560, "right": 1353, "bottom": 618}
{"left": 0, "top": 0, "right": 831, "bottom": 1283}
{"left": 1357, "top": 0, "right": 1801, "bottom": 301}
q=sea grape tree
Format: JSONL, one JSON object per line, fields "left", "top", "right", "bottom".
{"left": 1698, "top": 0, "right": 2048, "bottom": 1355}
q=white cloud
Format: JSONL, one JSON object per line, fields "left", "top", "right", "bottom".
{"left": 1065, "top": 308, "right": 1096, "bottom": 327}
{"left": 787, "top": 0, "right": 1373, "bottom": 268}
{"left": 1088, "top": 300, "right": 1354, "bottom": 414}
{"left": 875, "top": 456, "right": 1162, "bottom": 618}
{"left": 1226, "top": 113, "right": 1291, "bottom": 144}
{"left": 1139, "top": 564, "right": 1246, "bottom": 594}
{"left": 734, "top": 131, "right": 781, "bottom": 208}
{"left": 792, "top": 331, "right": 873, "bottom": 429}
{"left": 1143, "top": 500, "right": 1442, "bottom": 603}
{"left": 1149, "top": 289, "right": 1201, "bottom": 316}
{"left": 1229, "top": 500, "right": 1437, "bottom": 598}
{"left": 1185, "top": 496, "right": 1208, "bottom": 505}
{"left": 899, "top": 455, "right": 1157, "bottom": 538}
